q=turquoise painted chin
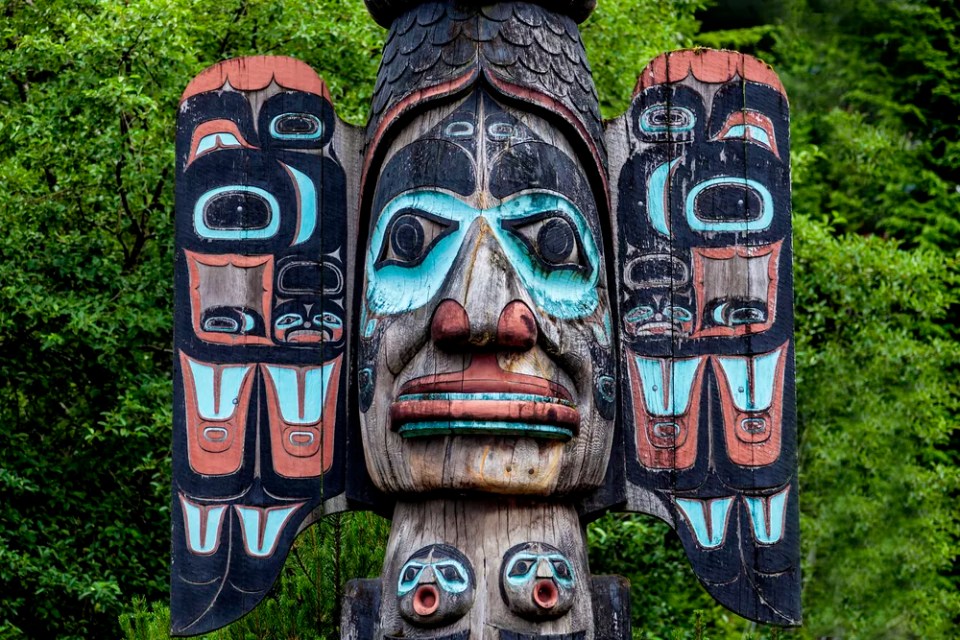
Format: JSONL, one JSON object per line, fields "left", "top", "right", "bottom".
{"left": 397, "top": 421, "right": 574, "bottom": 441}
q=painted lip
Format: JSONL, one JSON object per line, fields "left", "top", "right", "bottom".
{"left": 391, "top": 354, "right": 579, "bottom": 440}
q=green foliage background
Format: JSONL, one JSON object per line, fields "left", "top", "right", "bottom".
{"left": 0, "top": 0, "right": 957, "bottom": 638}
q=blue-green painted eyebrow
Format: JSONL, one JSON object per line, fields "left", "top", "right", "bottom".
{"left": 365, "top": 189, "right": 600, "bottom": 319}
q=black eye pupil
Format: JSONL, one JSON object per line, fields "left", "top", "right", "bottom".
{"left": 553, "top": 562, "right": 569, "bottom": 577}
{"left": 403, "top": 567, "right": 418, "bottom": 581}
{"left": 440, "top": 567, "right": 458, "bottom": 581}
{"left": 510, "top": 561, "right": 529, "bottom": 576}
{"left": 537, "top": 218, "right": 575, "bottom": 265}
{"left": 390, "top": 214, "right": 426, "bottom": 262}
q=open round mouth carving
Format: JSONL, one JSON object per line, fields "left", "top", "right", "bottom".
{"left": 533, "top": 579, "right": 559, "bottom": 610}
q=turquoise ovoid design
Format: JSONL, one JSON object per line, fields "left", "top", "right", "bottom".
{"left": 365, "top": 190, "right": 600, "bottom": 319}
{"left": 675, "top": 497, "right": 734, "bottom": 549}
{"left": 504, "top": 552, "right": 575, "bottom": 588}
{"left": 187, "top": 360, "right": 252, "bottom": 420}
{"left": 264, "top": 363, "right": 335, "bottom": 425}
{"left": 269, "top": 113, "right": 323, "bottom": 140}
{"left": 235, "top": 504, "right": 301, "bottom": 558}
{"left": 194, "top": 186, "right": 280, "bottom": 240}
{"left": 646, "top": 159, "right": 680, "bottom": 236}
{"left": 635, "top": 355, "right": 704, "bottom": 416}
{"left": 195, "top": 132, "right": 242, "bottom": 156}
{"left": 685, "top": 177, "right": 774, "bottom": 233}
{"left": 715, "top": 347, "right": 783, "bottom": 412}
{"left": 397, "top": 558, "right": 470, "bottom": 595}
{"left": 181, "top": 497, "right": 226, "bottom": 555}
{"left": 280, "top": 162, "right": 317, "bottom": 245}
{"left": 639, "top": 105, "right": 696, "bottom": 134}
{"left": 745, "top": 486, "right": 790, "bottom": 545}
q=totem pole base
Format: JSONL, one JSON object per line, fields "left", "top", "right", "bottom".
{"left": 341, "top": 499, "right": 631, "bottom": 640}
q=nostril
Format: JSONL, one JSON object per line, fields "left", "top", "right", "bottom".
{"left": 431, "top": 299, "right": 470, "bottom": 350}
{"left": 497, "top": 301, "right": 537, "bottom": 351}
{"left": 413, "top": 583, "right": 440, "bottom": 616}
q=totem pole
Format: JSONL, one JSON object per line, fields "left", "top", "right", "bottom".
{"left": 171, "top": 1, "right": 799, "bottom": 637}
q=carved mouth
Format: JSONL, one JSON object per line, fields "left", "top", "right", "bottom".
{"left": 391, "top": 354, "right": 579, "bottom": 440}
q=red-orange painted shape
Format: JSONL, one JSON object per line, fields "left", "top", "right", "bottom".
{"left": 628, "top": 354, "right": 706, "bottom": 470}
{"left": 713, "top": 343, "right": 788, "bottom": 467}
{"left": 635, "top": 49, "right": 786, "bottom": 98}
{"left": 398, "top": 353, "right": 572, "bottom": 401}
{"left": 431, "top": 299, "right": 471, "bottom": 349}
{"left": 497, "top": 300, "right": 538, "bottom": 351}
{"left": 185, "top": 251, "right": 274, "bottom": 346}
{"left": 261, "top": 356, "right": 342, "bottom": 479}
{"left": 181, "top": 56, "right": 329, "bottom": 102}
{"left": 692, "top": 240, "right": 782, "bottom": 339}
{"left": 186, "top": 119, "right": 256, "bottom": 166}
{"left": 179, "top": 352, "right": 255, "bottom": 476}
{"left": 714, "top": 110, "right": 780, "bottom": 158}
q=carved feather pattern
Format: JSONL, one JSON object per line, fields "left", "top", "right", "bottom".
{"left": 368, "top": 1, "right": 605, "bottom": 173}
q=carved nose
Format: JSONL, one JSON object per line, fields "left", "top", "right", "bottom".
{"left": 431, "top": 300, "right": 537, "bottom": 351}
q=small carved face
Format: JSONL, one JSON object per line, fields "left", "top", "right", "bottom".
{"left": 359, "top": 93, "right": 615, "bottom": 495}
{"left": 499, "top": 542, "right": 576, "bottom": 619}
{"left": 397, "top": 544, "right": 475, "bottom": 627}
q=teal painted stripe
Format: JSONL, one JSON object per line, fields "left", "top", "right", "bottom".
{"left": 397, "top": 392, "right": 575, "bottom": 407}
{"left": 398, "top": 421, "right": 573, "bottom": 440}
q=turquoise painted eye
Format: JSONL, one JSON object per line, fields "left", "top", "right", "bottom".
{"left": 507, "top": 555, "right": 538, "bottom": 582}
{"left": 625, "top": 305, "right": 655, "bottom": 323}
{"left": 663, "top": 306, "right": 692, "bottom": 321}
{"left": 269, "top": 113, "right": 323, "bottom": 140}
{"left": 398, "top": 562, "right": 423, "bottom": 595}
{"left": 203, "top": 316, "right": 239, "bottom": 333}
{"left": 275, "top": 314, "right": 304, "bottom": 330}
{"left": 435, "top": 562, "right": 467, "bottom": 592}
{"left": 639, "top": 105, "right": 695, "bottom": 133}
{"left": 729, "top": 307, "right": 766, "bottom": 324}
{"left": 377, "top": 208, "right": 458, "bottom": 267}
{"left": 502, "top": 213, "right": 585, "bottom": 271}
{"left": 313, "top": 312, "right": 342, "bottom": 328}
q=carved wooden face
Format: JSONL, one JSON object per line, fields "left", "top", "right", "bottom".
{"left": 359, "top": 93, "right": 615, "bottom": 495}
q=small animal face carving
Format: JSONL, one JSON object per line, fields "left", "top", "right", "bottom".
{"left": 499, "top": 542, "right": 576, "bottom": 620}
{"left": 397, "top": 544, "right": 475, "bottom": 627}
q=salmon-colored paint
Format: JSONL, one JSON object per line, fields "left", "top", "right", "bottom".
{"left": 181, "top": 56, "right": 329, "bottom": 102}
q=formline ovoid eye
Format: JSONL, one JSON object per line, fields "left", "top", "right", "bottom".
{"left": 377, "top": 208, "right": 456, "bottom": 267}
{"left": 503, "top": 211, "right": 586, "bottom": 272}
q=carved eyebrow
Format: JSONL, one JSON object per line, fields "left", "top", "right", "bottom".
{"left": 714, "top": 110, "right": 780, "bottom": 158}
{"left": 187, "top": 119, "right": 255, "bottom": 165}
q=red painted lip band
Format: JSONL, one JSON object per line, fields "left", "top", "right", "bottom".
{"left": 390, "top": 354, "right": 580, "bottom": 438}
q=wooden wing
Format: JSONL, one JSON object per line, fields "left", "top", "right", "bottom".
{"left": 605, "top": 49, "right": 800, "bottom": 624}
{"left": 171, "top": 57, "right": 361, "bottom": 635}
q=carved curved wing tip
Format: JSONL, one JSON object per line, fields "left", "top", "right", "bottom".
{"left": 632, "top": 48, "right": 787, "bottom": 100}
{"left": 181, "top": 56, "right": 331, "bottom": 103}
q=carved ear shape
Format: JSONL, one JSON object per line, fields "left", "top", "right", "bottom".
{"left": 171, "top": 56, "right": 363, "bottom": 636}
{"left": 604, "top": 49, "right": 800, "bottom": 625}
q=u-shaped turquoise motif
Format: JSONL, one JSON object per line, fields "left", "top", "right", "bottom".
{"left": 365, "top": 190, "right": 600, "bottom": 319}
